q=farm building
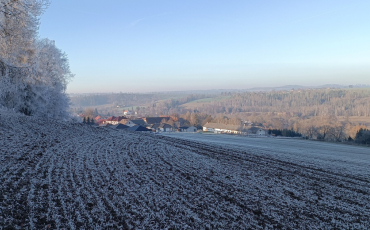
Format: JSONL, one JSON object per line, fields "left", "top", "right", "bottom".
{"left": 203, "top": 123, "right": 242, "bottom": 134}
{"left": 148, "top": 123, "right": 174, "bottom": 132}
{"left": 144, "top": 117, "right": 171, "bottom": 125}
{"left": 148, "top": 123, "right": 160, "bottom": 131}
{"left": 203, "top": 123, "right": 267, "bottom": 136}
{"left": 104, "top": 116, "right": 127, "bottom": 125}
{"left": 110, "top": 124, "right": 130, "bottom": 129}
{"left": 94, "top": 116, "right": 104, "bottom": 121}
{"left": 179, "top": 126, "right": 197, "bottom": 132}
{"left": 158, "top": 124, "right": 173, "bottom": 132}
{"left": 247, "top": 127, "right": 267, "bottom": 136}
{"left": 127, "top": 125, "right": 152, "bottom": 132}
{"left": 123, "top": 119, "right": 146, "bottom": 127}
{"left": 123, "top": 110, "right": 134, "bottom": 116}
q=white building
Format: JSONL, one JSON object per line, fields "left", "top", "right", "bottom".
{"left": 246, "top": 127, "right": 267, "bottom": 136}
{"left": 203, "top": 123, "right": 267, "bottom": 136}
{"left": 124, "top": 110, "right": 134, "bottom": 116}
{"left": 203, "top": 123, "right": 241, "bottom": 134}
{"left": 179, "top": 126, "right": 197, "bottom": 132}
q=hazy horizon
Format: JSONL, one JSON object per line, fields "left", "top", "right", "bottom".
{"left": 67, "top": 83, "right": 370, "bottom": 95}
{"left": 39, "top": 1, "right": 370, "bottom": 94}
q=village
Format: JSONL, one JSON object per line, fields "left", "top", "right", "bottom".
{"left": 83, "top": 111, "right": 268, "bottom": 136}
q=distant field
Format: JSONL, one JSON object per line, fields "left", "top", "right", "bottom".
{"left": 72, "top": 103, "right": 114, "bottom": 109}
{"left": 154, "top": 94, "right": 189, "bottom": 103}
{"left": 71, "top": 94, "right": 190, "bottom": 110}
{"left": 181, "top": 96, "right": 231, "bottom": 109}
{"left": 70, "top": 93, "right": 190, "bottom": 109}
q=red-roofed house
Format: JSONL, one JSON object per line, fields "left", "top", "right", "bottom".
{"left": 104, "top": 116, "right": 127, "bottom": 125}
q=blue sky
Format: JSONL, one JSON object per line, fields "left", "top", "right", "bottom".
{"left": 39, "top": 0, "right": 370, "bottom": 93}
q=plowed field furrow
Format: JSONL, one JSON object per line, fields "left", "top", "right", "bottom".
{"left": 1, "top": 111, "right": 370, "bottom": 229}
{"left": 170, "top": 137, "right": 370, "bottom": 191}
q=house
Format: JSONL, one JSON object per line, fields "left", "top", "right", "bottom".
{"left": 123, "top": 119, "right": 146, "bottom": 127}
{"left": 158, "top": 124, "right": 173, "bottom": 132}
{"left": 123, "top": 120, "right": 137, "bottom": 127}
{"left": 126, "top": 125, "right": 152, "bottom": 132}
{"left": 96, "top": 119, "right": 107, "bottom": 125}
{"left": 95, "top": 115, "right": 108, "bottom": 122}
{"left": 147, "top": 123, "right": 173, "bottom": 132}
{"left": 257, "top": 129, "right": 266, "bottom": 136}
{"left": 179, "top": 126, "right": 197, "bottom": 132}
{"left": 110, "top": 124, "right": 129, "bottom": 129}
{"left": 144, "top": 117, "right": 170, "bottom": 125}
{"left": 105, "top": 116, "right": 114, "bottom": 122}
{"left": 123, "top": 110, "right": 134, "bottom": 116}
{"left": 104, "top": 116, "right": 127, "bottom": 125}
{"left": 203, "top": 123, "right": 242, "bottom": 134}
{"left": 148, "top": 123, "right": 161, "bottom": 132}
{"left": 131, "top": 119, "right": 146, "bottom": 126}
{"left": 246, "top": 126, "right": 267, "bottom": 136}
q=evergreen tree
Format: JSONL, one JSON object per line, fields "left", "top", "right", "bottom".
{"left": 86, "top": 117, "right": 90, "bottom": 125}
{"left": 355, "top": 128, "right": 370, "bottom": 145}
{"left": 83, "top": 117, "right": 86, "bottom": 124}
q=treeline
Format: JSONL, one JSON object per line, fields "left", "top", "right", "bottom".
{"left": 82, "top": 117, "right": 95, "bottom": 125}
{"left": 268, "top": 129, "right": 302, "bottom": 137}
{"left": 353, "top": 129, "right": 370, "bottom": 145}
{"left": 0, "top": 1, "right": 72, "bottom": 118}
{"left": 78, "top": 88, "right": 370, "bottom": 119}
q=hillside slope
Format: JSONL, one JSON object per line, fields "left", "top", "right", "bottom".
{"left": 0, "top": 110, "right": 369, "bottom": 229}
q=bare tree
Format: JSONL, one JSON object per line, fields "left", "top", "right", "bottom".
{"left": 306, "top": 125, "right": 318, "bottom": 139}
{"left": 330, "top": 124, "right": 346, "bottom": 142}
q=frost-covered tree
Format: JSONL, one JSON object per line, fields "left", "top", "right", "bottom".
{"left": 0, "top": 0, "right": 49, "bottom": 63}
{"left": 0, "top": 0, "right": 73, "bottom": 119}
{"left": 32, "top": 39, "right": 73, "bottom": 118}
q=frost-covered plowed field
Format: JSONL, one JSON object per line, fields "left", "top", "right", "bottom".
{"left": 1, "top": 113, "right": 370, "bottom": 229}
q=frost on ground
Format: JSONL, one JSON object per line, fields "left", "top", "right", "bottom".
{"left": 0, "top": 110, "right": 369, "bottom": 229}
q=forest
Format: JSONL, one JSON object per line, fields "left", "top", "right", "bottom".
{"left": 193, "top": 89, "right": 370, "bottom": 117}
{"left": 72, "top": 88, "right": 370, "bottom": 118}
